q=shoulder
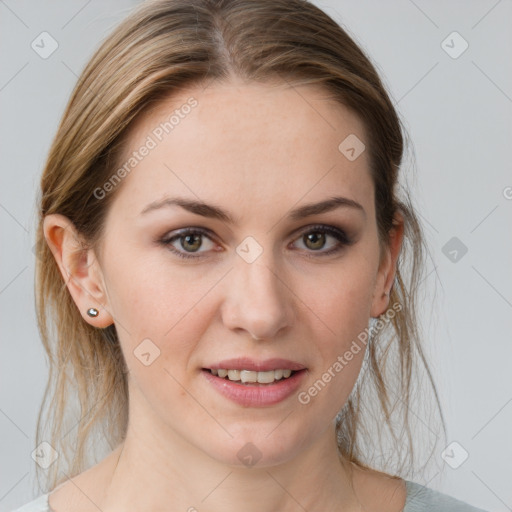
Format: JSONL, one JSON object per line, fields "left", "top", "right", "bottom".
{"left": 10, "top": 493, "right": 50, "bottom": 512}
{"left": 404, "top": 480, "right": 490, "bottom": 512}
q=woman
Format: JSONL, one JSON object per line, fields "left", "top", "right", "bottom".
{"left": 14, "top": 0, "right": 489, "bottom": 510}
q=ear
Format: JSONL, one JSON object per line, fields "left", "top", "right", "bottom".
{"left": 43, "top": 213, "right": 114, "bottom": 328}
{"left": 370, "top": 211, "right": 404, "bottom": 318}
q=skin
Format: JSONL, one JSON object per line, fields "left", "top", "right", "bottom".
{"left": 44, "top": 78, "right": 405, "bottom": 512}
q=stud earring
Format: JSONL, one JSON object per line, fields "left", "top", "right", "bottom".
{"left": 87, "top": 307, "right": 99, "bottom": 317}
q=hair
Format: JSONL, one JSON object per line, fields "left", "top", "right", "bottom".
{"left": 34, "top": 0, "right": 447, "bottom": 492}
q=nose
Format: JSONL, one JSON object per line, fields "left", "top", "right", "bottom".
{"left": 220, "top": 255, "right": 294, "bottom": 340}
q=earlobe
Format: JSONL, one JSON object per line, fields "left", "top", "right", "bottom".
{"left": 370, "top": 212, "right": 404, "bottom": 318}
{"left": 42, "top": 214, "right": 114, "bottom": 328}
{"left": 370, "top": 246, "right": 392, "bottom": 318}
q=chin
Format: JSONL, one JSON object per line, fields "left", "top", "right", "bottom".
{"left": 198, "top": 425, "right": 310, "bottom": 469}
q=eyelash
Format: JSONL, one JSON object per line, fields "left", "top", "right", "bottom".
{"left": 159, "top": 224, "right": 353, "bottom": 260}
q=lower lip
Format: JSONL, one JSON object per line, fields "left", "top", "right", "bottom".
{"left": 201, "top": 369, "right": 307, "bottom": 407}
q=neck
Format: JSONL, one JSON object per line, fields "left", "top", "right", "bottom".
{"left": 98, "top": 394, "right": 361, "bottom": 511}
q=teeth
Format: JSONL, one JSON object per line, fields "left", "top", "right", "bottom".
{"left": 209, "top": 368, "right": 296, "bottom": 383}
{"left": 228, "top": 369, "right": 240, "bottom": 381}
{"left": 240, "top": 370, "right": 257, "bottom": 383}
{"left": 255, "top": 370, "right": 273, "bottom": 384}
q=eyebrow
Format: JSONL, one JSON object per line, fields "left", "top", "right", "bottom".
{"left": 139, "top": 195, "right": 366, "bottom": 222}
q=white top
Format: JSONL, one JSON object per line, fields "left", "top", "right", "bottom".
{"left": 11, "top": 480, "right": 489, "bottom": 511}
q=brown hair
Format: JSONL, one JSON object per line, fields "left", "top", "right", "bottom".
{"left": 35, "top": 0, "right": 446, "bottom": 492}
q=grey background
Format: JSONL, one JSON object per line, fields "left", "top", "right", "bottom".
{"left": 1, "top": 1, "right": 511, "bottom": 510}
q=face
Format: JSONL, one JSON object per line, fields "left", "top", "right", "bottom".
{"left": 68, "top": 79, "right": 398, "bottom": 467}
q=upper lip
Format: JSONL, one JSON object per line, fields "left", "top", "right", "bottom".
{"left": 204, "top": 357, "right": 306, "bottom": 372}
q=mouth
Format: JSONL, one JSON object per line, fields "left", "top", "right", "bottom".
{"left": 202, "top": 368, "right": 301, "bottom": 385}
{"left": 201, "top": 366, "right": 307, "bottom": 407}
{"left": 201, "top": 357, "right": 307, "bottom": 406}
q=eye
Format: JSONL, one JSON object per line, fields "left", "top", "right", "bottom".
{"left": 291, "top": 224, "right": 352, "bottom": 256}
{"left": 159, "top": 228, "right": 218, "bottom": 259}
{"left": 159, "top": 224, "right": 353, "bottom": 260}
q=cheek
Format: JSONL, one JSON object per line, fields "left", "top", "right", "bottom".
{"left": 294, "top": 252, "right": 377, "bottom": 403}
{"left": 102, "top": 248, "right": 220, "bottom": 368}
{"left": 299, "top": 255, "right": 377, "bottom": 340}
{"left": 297, "top": 278, "right": 371, "bottom": 421}
{"left": 104, "top": 242, "right": 202, "bottom": 323}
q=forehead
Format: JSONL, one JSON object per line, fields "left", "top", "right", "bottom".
{"left": 110, "top": 79, "right": 374, "bottom": 221}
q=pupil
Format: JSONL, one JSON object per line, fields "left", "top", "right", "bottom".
{"left": 182, "top": 234, "right": 201, "bottom": 252}
{"left": 305, "top": 232, "right": 325, "bottom": 250}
